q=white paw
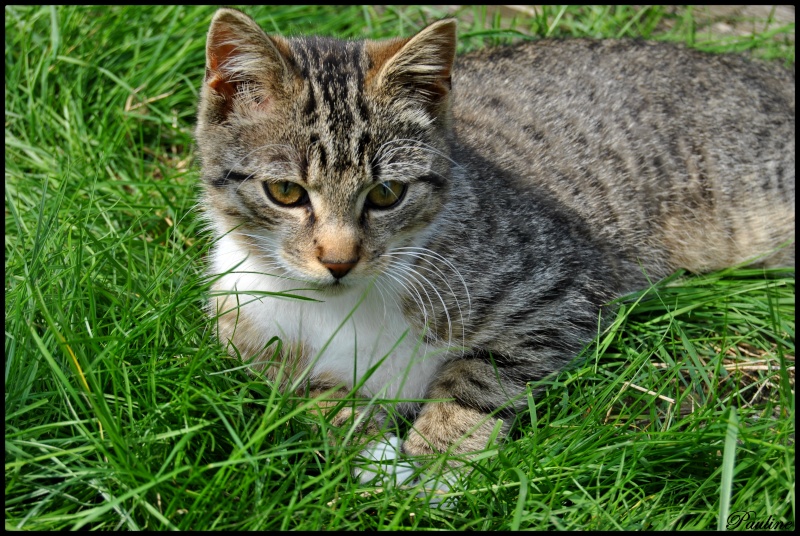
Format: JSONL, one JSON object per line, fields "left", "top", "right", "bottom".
{"left": 353, "top": 436, "right": 416, "bottom": 485}
{"left": 353, "top": 436, "right": 459, "bottom": 508}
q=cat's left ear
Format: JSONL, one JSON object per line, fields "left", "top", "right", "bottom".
{"left": 202, "top": 8, "right": 295, "bottom": 120}
{"left": 367, "top": 19, "right": 457, "bottom": 116}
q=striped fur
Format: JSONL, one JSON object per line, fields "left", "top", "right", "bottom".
{"left": 196, "top": 8, "right": 795, "bottom": 466}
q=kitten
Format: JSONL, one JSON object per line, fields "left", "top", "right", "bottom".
{"left": 195, "top": 8, "right": 794, "bottom": 488}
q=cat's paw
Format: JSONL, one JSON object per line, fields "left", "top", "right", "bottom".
{"left": 353, "top": 436, "right": 458, "bottom": 508}
{"left": 353, "top": 435, "right": 416, "bottom": 486}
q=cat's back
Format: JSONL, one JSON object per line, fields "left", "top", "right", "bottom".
{"left": 452, "top": 39, "right": 795, "bottom": 275}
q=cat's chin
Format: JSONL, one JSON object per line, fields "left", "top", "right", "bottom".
{"left": 309, "top": 278, "right": 359, "bottom": 295}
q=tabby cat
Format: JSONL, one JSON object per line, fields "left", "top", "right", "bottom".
{"left": 196, "top": 8, "right": 794, "bottom": 489}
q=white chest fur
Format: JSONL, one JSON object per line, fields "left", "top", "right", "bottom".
{"left": 211, "top": 234, "right": 446, "bottom": 403}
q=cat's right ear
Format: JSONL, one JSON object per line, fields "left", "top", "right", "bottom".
{"left": 203, "top": 8, "right": 294, "bottom": 121}
{"left": 367, "top": 18, "right": 457, "bottom": 117}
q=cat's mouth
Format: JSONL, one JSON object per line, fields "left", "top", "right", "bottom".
{"left": 311, "top": 277, "right": 355, "bottom": 294}
{"left": 310, "top": 270, "right": 381, "bottom": 295}
{"left": 309, "top": 282, "right": 363, "bottom": 299}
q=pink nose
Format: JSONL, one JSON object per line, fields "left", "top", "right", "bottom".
{"left": 320, "top": 259, "right": 358, "bottom": 279}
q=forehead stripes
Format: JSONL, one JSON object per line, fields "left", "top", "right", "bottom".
{"left": 289, "top": 37, "right": 373, "bottom": 174}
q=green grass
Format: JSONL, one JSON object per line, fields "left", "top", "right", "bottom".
{"left": 5, "top": 5, "right": 795, "bottom": 530}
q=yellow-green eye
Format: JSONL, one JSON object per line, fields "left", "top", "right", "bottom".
{"left": 264, "top": 181, "right": 309, "bottom": 207}
{"left": 366, "top": 181, "right": 406, "bottom": 209}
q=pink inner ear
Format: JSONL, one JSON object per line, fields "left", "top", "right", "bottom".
{"left": 206, "top": 72, "right": 237, "bottom": 102}
{"left": 205, "top": 28, "right": 239, "bottom": 101}
{"left": 205, "top": 27, "right": 274, "bottom": 112}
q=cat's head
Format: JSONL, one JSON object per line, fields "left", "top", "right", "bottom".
{"left": 196, "top": 8, "right": 457, "bottom": 288}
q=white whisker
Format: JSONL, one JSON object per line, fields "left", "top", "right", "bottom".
{"left": 373, "top": 138, "right": 465, "bottom": 171}
{"left": 381, "top": 244, "right": 474, "bottom": 356}
{"left": 381, "top": 262, "right": 432, "bottom": 331}
{"left": 383, "top": 250, "right": 469, "bottom": 352}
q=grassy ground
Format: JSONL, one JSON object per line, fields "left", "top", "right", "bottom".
{"left": 5, "top": 5, "right": 795, "bottom": 530}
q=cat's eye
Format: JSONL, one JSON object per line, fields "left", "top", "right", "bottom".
{"left": 366, "top": 181, "right": 406, "bottom": 210}
{"left": 264, "top": 181, "right": 309, "bottom": 207}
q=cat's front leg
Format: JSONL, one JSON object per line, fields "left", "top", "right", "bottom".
{"left": 348, "top": 355, "right": 522, "bottom": 506}
{"left": 304, "top": 380, "right": 422, "bottom": 486}
{"left": 402, "top": 356, "right": 517, "bottom": 460}
{"left": 402, "top": 400, "right": 507, "bottom": 458}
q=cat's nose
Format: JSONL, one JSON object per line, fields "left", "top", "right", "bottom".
{"left": 320, "top": 258, "right": 359, "bottom": 279}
